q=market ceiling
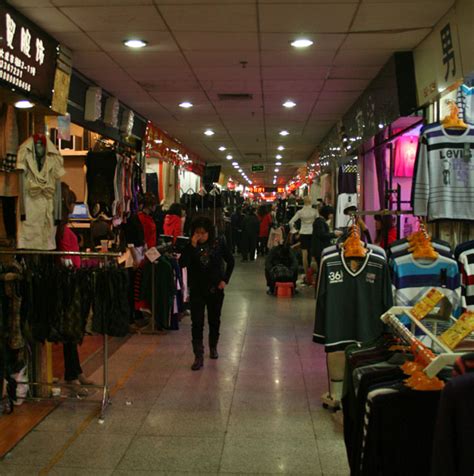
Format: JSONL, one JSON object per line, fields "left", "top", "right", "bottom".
{"left": 9, "top": 0, "right": 455, "bottom": 186}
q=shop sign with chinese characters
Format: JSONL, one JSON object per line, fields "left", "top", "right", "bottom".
{"left": 0, "top": 4, "right": 58, "bottom": 102}
{"left": 414, "top": 8, "right": 463, "bottom": 105}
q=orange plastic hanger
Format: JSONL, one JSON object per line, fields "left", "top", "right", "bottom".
{"left": 442, "top": 101, "right": 468, "bottom": 130}
{"left": 343, "top": 225, "right": 367, "bottom": 258}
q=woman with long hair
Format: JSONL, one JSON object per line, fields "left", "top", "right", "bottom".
{"left": 179, "top": 216, "right": 235, "bottom": 370}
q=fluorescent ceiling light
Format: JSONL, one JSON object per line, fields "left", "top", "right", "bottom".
{"left": 219, "top": 146, "right": 226, "bottom": 151}
{"left": 275, "top": 162, "right": 282, "bottom": 166}
{"left": 291, "top": 38, "right": 313, "bottom": 48}
{"left": 232, "top": 161, "right": 238, "bottom": 166}
{"left": 226, "top": 154, "right": 233, "bottom": 160}
{"left": 204, "top": 129, "right": 215, "bottom": 136}
{"left": 283, "top": 100, "right": 296, "bottom": 108}
{"left": 179, "top": 101, "right": 193, "bottom": 109}
{"left": 276, "top": 154, "right": 282, "bottom": 159}
{"left": 277, "top": 146, "right": 285, "bottom": 151}
{"left": 154, "top": 139, "right": 163, "bottom": 144}
{"left": 279, "top": 130, "right": 289, "bottom": 136}
{"left": 123, "top": 39, "right": 148, "bottom": 48}
{"left": 14, "top": 100, "right": 34, "bottom": 109}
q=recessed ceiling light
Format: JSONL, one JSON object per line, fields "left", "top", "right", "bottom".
{"left": 14, "top": 100, "right": 34, "bottom": 109}
{"left": 226, "top": 154, "right": 233, "bottom": 160}
{"left": 277, "top": 145, "right": 285, "bottom": 151}
{"left": 232, "top": 161, "right": 238, "bottom": 166}
{"left": 291, "top": 38, "right": 313, "bottom": 48}
{"left": 279, "top": 130, "right": 289, "bottom": 136}
{"left": 283, "top": 100, "right": 296, "bottom": 108}
{"left": 276, "top": 154, "right": 282, "bottom": 159}
{"left": 154, "top": 139, "right": 163, "bottom": 144}
{"left": 274, "top": 168, "right": 280, "bottom": 172}
{"left": 219, "top": 146, "right": 227, "bottom": 151}
{"left": 179, "top": 101, "right": 193, "bottom": 109}
{"left": 238, "top": 168, "right": 243, "bottom": 172}
{"left": 275, "top": 162, "right": 282, "bottom": 166}
{"left": 124, "top": 39, "right": 148, "bottom": 48}
{"left": 204, "top": 129, "right": 215, "bottom": 136}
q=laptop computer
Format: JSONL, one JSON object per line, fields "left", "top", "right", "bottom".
{"left": 69, "top": 202, "right": 92, "bottom": 221}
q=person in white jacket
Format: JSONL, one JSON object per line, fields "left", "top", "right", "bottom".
{"left": 289, "top": 196, "right": 318, "bottom": 279}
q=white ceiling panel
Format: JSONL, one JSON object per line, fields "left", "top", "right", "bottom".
{"left": 52, "top": 31, "right": 100, "bottom": 51}
{"left": 60, "top": 6, "right": 167, "bottom": 32}
{"left": 258, "top": 4, "right": 358, "bottom": 33}
{"left": 137, "top": 79, "right": 202, "bottom": 93}
{"left": 312, "top": 99, "right": 351, "bottom": 115}
{"left": 72, "top": 51, "right": 120, "bottom": 70}
{"left": 130, "top": 68, "right": 195, "bottom": 82}
{"left": 193, "top": 67, "right": 260, "bottom": 81}
{"left": 343, "top": 30, "right": 431, "bottom": 50}
{"left": 260, "top": 33, "right": 345, "bottom": 51}
{"left": 9, "top": 0, "right": 53, "bottom": 6}
{"left": 88, "top": 31, "right": 179, "bottom": 53}
{"left": 261, "top": 50, "right": 335, "bottom": 67}
{"left": 185, "top": 51, "right": 260, "bottom": 68}
{"left": 352, "top": 2, "right": 454, "bottom": 31}
{"left": 174, "top": 32, "right": 258, "bottom": 51}
{"left": 17, "top": 7, "right": 80, "bottom": 32}
{"left": 329, "top": 65, "right": 383, "bottom": 79}
{"left": 324, "top": 78, "right": 370, "bottom": 91}
{"left": 158, "top": 4, "right": 257, "bottom": 32}
{"left": 78, "top": 67, "right": 131, "bottom": 82}
{"left": 54, "top": 0, "right": 154, "bottom": 4}
{"left": 201, "top": 80, "right": 261, "bottom": 94}
{"left": 333, "top": 49, "right": 393, "bottom": 66}
{"left": 263, "top": 80, "right": 325, "bottom": 93}
{"left": 108, "top": 51, "right": 188, "bottom": 69}
{"left": 261, "top": 66, "right": 330, "bottom": 80}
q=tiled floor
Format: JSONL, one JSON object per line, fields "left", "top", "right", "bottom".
{"left": 0, "top": 259, "right": 349, "bottom": 475}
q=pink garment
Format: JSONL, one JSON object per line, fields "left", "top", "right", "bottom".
{"left": 57, "top": 226, "right": 81, "bottom": 268}
{"left": 394, "top": 135, "right": 417, "bottom": 177}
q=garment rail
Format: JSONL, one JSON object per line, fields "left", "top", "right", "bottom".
{"left": 0, "top": 249, "right": 121, "bottom": 421}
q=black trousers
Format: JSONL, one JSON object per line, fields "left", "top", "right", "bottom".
{"left": 63, "top": 342, "right": 82, "bottom": 381}
{"left": 241, "top": 233, "right": 257, "bottom": 260}
{"left": 190, "top": 290, "right": 225, "bottom": 355}
{"left": 258, "top": 236, "right": 268, "bottom": 256}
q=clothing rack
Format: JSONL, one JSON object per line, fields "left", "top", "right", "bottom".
{"left": 381, "top": 307, "right": 465, "bottom": 378}
{"left": 0, "top": 249, "right": 121, "bottom": 421}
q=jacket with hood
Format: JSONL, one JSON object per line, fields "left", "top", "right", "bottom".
{"left": 164, "top": 214, "right": 182, "bottom": 241}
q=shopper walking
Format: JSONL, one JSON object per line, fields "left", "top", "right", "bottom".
{"left": 289, "top": 196, "right": 318, "bottom": 278}
{"left": 311, "top": 205, "right": 342, "bottom": 265}
{"left": 180, "top": 216, "right": 235, "bottom": 370}
{"left": 240, "top": 207, "right": 260, "bottom": 262}
{"left": 56, "top": 182, "right": 94, "bottom": 396}
{"left": 231, "top": 207, "right": 244, "bottom": 254}
{"left": 374, "top": 214, "right": 396, "bottom": 249}
{"left": 257, "top": 205, "right": 272, "bottom": 257}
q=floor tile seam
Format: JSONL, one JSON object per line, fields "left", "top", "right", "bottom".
{"left": 37, "top": 341, "right": 158, "bottom": 475}
{"left": 297, "top": 325, "right": 325, "bottom": 476}
{"left": 216, "top": 293, "right": 250, "bottom": 474}
{"left": 111, "top": 334, "right": 192, "bottom": 473}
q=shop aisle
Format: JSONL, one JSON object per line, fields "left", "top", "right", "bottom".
{"left": 0, "top": 260, "right": 349, "bottom": 476}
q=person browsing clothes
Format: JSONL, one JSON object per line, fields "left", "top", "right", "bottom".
{"left": 180, "top": 216, "right": 235, "bottom": 371}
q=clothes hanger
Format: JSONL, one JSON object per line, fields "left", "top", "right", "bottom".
{"left": 441, "top": 100, "right": 468, "bottom": 130}
{"left": 410, "top": 219, "right": 439, "bottom": 260}
{"left": 343, "top": 222, "right": 367, "bottom": 258}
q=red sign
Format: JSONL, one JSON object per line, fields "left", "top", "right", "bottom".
{"left": 145, "top": 121, "right": 206, "bottom": 176}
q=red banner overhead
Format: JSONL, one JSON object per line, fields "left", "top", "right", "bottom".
{"left": 145, "top": 121, "right": 206, "bottom": 177}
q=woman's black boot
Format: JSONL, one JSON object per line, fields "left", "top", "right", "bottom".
{"left": 191, "top": 340, "right": 204, "bottom": 370}
{"left": 191, "top": 355, "right": 204, "bottom": 371}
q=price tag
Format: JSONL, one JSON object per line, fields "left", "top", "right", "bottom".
{"left": 440, "top": 312, "right": 474, "bottom": 349}
{"left": 145, "top": 247, "right": 161, "bottom": 263}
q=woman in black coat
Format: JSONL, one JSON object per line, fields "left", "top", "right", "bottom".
{"left": 311, "top": 205, "right": 342, "bottom": 264}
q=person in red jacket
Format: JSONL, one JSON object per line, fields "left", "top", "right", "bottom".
{"left": 137, "top": 193, "right": 158, "bottom": 249}
{"left": 164, "top": 203, "right": 183, "bottom": 243}
{"left": 374, "top": 214, "right": 397, "bottom": 250}
{"left": 257, "top": 205, "right": 272, "bottom": 257}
